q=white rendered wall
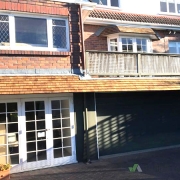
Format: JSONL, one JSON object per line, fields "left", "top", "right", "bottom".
{"left": 120, "top": 0, "right": 160, "bottom": 15}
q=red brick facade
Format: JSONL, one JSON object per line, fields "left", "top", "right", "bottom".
{"left": 84, "top": 25, "right": 108, "bottom": 51}
{"left": 0, "top": 0, "right": 82, "bottom": 73}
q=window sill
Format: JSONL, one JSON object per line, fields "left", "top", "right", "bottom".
{"left": 0, "top": 50, "right": 71, "bottom": 56}
{"left": 158, "top": 12, "right": 180, "bottom": 17}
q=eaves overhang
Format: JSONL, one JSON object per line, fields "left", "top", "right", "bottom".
{"left": 95, "top": 25, "right": 159, "bottom": 39}
{"left": 85, "top": 17, "right": 180, "bottom": 30}
{"left": 85, "top": 9, "right": 180, "bottom": 30}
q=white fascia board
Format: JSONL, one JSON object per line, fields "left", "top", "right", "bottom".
{"left": 51, "top": 0, "right": 96, "bottom": 7}
{"left": 85, "top": 17, "right": 180, "bottom": 30}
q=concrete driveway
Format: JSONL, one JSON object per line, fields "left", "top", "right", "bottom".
{"left": 11, "top": 147, "right": 180, "bottom": 180}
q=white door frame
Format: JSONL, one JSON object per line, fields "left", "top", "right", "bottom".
{"left": 0, "top": 94, "right": 77, "bottom": 173}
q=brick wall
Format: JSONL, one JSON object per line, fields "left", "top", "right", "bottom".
{"left": 0, "top": 0, "right": 82, "bottom": 74}
{"left": 84, "top": 25, "right": 108, "bottom": 51}
{"left": 153, "top": 30, "right": 180, "bottom": 53}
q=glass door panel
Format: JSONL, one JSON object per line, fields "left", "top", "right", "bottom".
{"left": 25, "top": 101, "right": 47, "bottom": 162}
{"left": 51, "top": 100, "right": 72, "bottom": 158}
{"left": 22, "top": 100, "right": 50, "bottom": 170}
{"left": 0, "top": 102, "right": 19, "bottom": 165}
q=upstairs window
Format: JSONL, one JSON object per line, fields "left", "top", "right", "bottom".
{"left": 91, "top": 0, "right": 119, "bottom": 7}
{"left": 0, "top": 14, "right": 69, "bottom": 51}
{"left": 160, "top": 0, "right": 180, "bottom": 14}
{"left": 108, "top": 36, "right": 149, "bottom": 53}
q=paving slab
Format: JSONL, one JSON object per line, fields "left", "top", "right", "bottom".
{"left": 11, "top": 147, "right": 180, "bottom": 180}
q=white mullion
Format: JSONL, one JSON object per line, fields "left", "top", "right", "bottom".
{"left": 47, "top": 18, "right": 53, "bottom": 49}
{"left": 107, "top": 0, "right": 110, "bottom": 6}
{"left": 9, "top": 15, "right": 15, "bottom": 48}
{"left": 133, "top": 38, "right": 137, "bottom": 53}
{"left": 119, "top": 37, "right": 122, "bottom": 52}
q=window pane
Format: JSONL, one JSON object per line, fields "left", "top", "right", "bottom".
{"left": 9, "top": 155, "right": 19, "bottom": 164}
{"left": 142, "top": 39, "right": 146, "bottom": 45}
{"left": 136, "top": 39, "right": 141, "bottom": 45}
{"left": 36, "top": 111, "right": 45, "bottom": 120}
{"left": 127, "top": 38, "right": 133, "bottom": 44}
{"left": 137, "top": 45, "right": 142, "bottom": 51}
{"left": 52, "top": 20, "right": 66, "bottom": 26}
{"left": 37, "top": 141, "right": 46, "bottom": 150}
{"left": 110, "top": 46, "right": 118, "bottom": 51}
{"left": 99, "top": 0, "right": 107, "bottom": 5}
{"left": 37, "top": 150, "right": 47, "bottom": 161}
{"left": 160, "top": 1, "right": 167, "bottom": 12}
{"left": 26, "top": 132, "right": 36, "bottom": 141}
{"left": 25, "top": 102, "right": 34, "bottom": 111}
{"left": 15, "top": 17, "right": 48, "bottom": 47}
{"left": 54, "top": 148, "right": 62, "bottom": 158}
{"left": 27, "top": 152, "right": 36, "bottom": 162}
{"left": 7, "top": 113, "right": 18, "bottom": 123}
{"left": 7, "top": 103, "right": 17, "bottom": 112}
{"left": 27, "top": 142, "right": 36, "bottom": 152}
{"left": 51, "top": 100, "right": 60, "bottom": 109}
{"left": 53, "top": 130, "right": 62, "bottom": 138}
{"left": 8, "top": 123, "right": 18, "bottom": 133}
{"left": 36, "top": 121, "right": 45, "bottom": 130}
{"left": 169, "top": 47, "right": 177, "bottom": 53}
{"left": 128, "top": 45, "right": 133, "bottom": 51}
{"left": 142, "top": 46, "right": 147, "bottom": 52}
{"left": 0, "top": 15, "right": 9, "bottom": 46}
{"left": 169, "top": 2, "right": 175, "bottom": 12}
{"left": 26, "top": 122, "right": 35, "bottom": 131}
{"left": 0, "top": 103, "right": 6, "bottom": 113}
{"left": 111, "top": 0, "right": 119, "bottom": 7}
{"left": 0, "top": 114, "right": 6, "bottom": 123}
{"left": 53, "top": 26, "right": 66, "bottom": 48}
{"left": 122, "top": 45, "right": 127, "bottom": 51}
{"left": 177, "top": 3, "right": 180, "bottom": 13}
{"left": 26, "top": 112, "right": 35, "bottom": 121}
{"left": 61, "top": 100, "right": 69, "bottom": 109}
{"left": 54, "top": 139, "right": 62, "bottom": 148}
{"left": 122, "top": 38, "right": 127, "bottom": 44}
{"left": 52, "top": 110, "right": 60, "bottom": 119}
{"left": 53, "top": 119, "right": 61, "bottom": 129}
{"left": 63, "top": 147, "right": 72, "bottom": 157}
{"left": 36, "top": 101, "right": 44, "bottom": 110}
{"left": 63, "top": 138, "right": 71, "bottom": 147}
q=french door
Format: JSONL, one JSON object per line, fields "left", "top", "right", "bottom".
{"left": 0, "top": 96, "right": 76, "bottom": 173}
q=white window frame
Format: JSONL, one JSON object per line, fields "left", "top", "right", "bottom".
{"left": 93, "top": 0, "right": 120, "bottom": 8}
{"left": 160, "top": 0, "right": 180, "bottom": 14}
{"left": 0, "top": 13, "right": 70, "bottom": 52}
{"left": 107, "top": 35, "right": 151, "bottom": 53}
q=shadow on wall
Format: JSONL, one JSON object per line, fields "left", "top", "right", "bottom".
{"left": 90, "top": 91, "right": 180, "bottom": 157}
{"left": 84, "top": 25, "right": 108, "bottom": 51}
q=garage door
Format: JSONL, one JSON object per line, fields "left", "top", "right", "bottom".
{"left": 96, "top": 91, "right": 180, "bottom": 156}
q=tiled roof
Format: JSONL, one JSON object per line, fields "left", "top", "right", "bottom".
{"left": 89, "top": 9, "right": 180, "bottom": 26}
{"left": 0, "top": 76, "right": 179, "bottom": 94}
